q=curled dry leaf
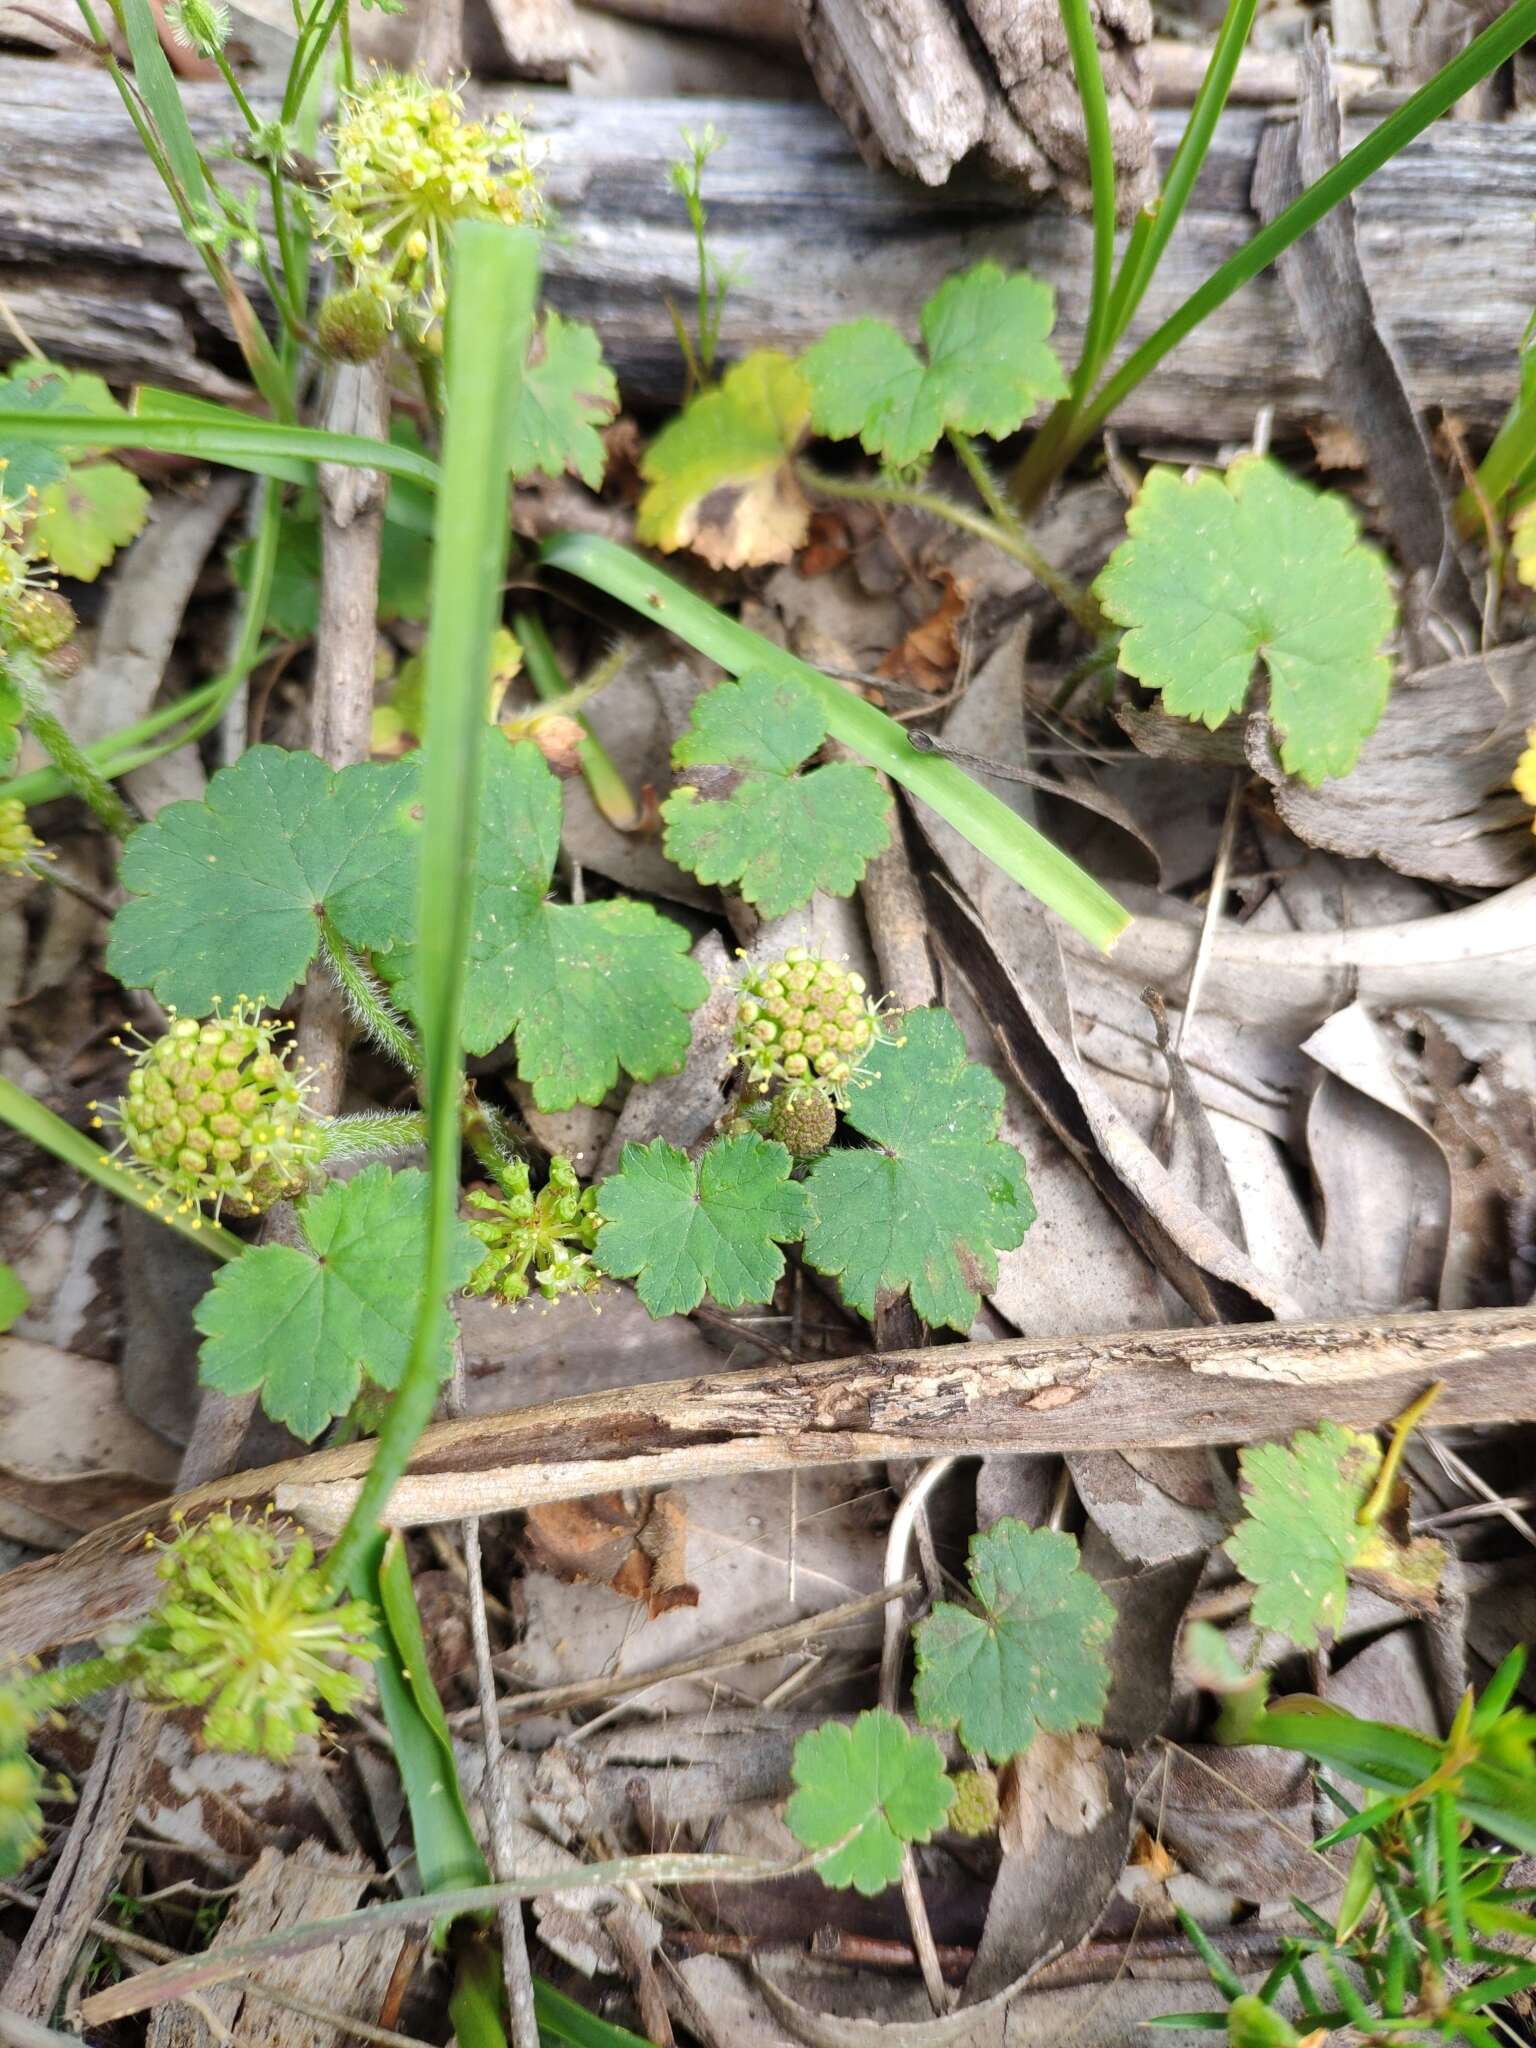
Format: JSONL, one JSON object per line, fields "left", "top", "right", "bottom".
{"left": 522, "top": 1489, "right": 699, "bottom": 1619}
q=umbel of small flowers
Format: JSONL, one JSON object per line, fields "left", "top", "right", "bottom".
{"left": 465, "top": 1154, "right": 602, "bottom": 1306}
{"left": 731, "top": 948, "right": 896, "bottom": 1106}
{"left": 319, "top": 69, "right": 543, "bottom": 351}
{"left": 0, "top": 489, "right": 77, "bottom": 664}
{"left": 0, "top": 1510, "right": 378, "bottom": 1878}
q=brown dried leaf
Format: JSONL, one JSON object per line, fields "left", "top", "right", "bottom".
{"left": 877, "top": 569, "right": 970, "bottom": 692}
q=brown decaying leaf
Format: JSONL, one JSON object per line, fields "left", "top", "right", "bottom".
{"left": 684, "top": 466, "right": 811, "bottom": 572}
{"left": 522, "top": 1489, "right": 698, "bottom": 1619}
{"left": 877, "top": 569, "right": 970, "bottom": 692}
{"left": 798, "top": 509, "right": 854, "bottom": 578}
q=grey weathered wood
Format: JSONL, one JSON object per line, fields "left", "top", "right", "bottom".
{"left": 0, "top": 1304, "right": 1532, "bottom": 1664}
{"left": 0, "top": 60, "right": 1529, "bottom": 440}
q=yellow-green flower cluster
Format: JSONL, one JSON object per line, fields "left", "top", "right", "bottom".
{"left": 137, "top": 1513, "right": 377, "bottom": 1761}
{"left": 466, "top": 1156, "right": 600, "bottom": 1305}
{"left": 320, "top": 70, "right": 543, "bottom": 349}
{"left": 95, "top": 1004, "right": 324, "bottom": 1222}
{"left": 0, "top": 799, "right": 49, "bottom": 878}
{"left": 0, "top": 1688, "right": 43, "bottom": 1879}
{"left": 733, "top": 948, "right": 888, "bottom": 1102}
{"left": 0, "top": 490, "right": 74, "bottom": 661}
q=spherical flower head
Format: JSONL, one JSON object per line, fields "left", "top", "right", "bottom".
{"left": 138, "top": 1512, "right": 378, "bottom": 1761}
{"left": 99, "top": 1002, "right": 324, "bottom": 1221}
{"left": 732, "top": 948, "right": 891, "bottom": 1104}
{"left": 0, "top": 1687, "right": 43, "bottom": 1878}
{"left": 466, "top": 1155, "right": 600, "bottom": 1306}
{"left": 1515, "top": 728, "right": 1536, "bottom": 832}
{"left": 0, "top": 799, "right": 51, "bottom": 878}
{"left": 320, "top": 71, "right": 543, "bottom": 348}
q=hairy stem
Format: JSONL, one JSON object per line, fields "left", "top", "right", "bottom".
{"left": 510, "top": 610, "right": 638, "bottom": 828}
{"left": 318, "top": 914, "right": 424, "bottom": 1073}
{"left": 317, "top": 1111, "right": 429, "bottom": 1161}
{"left": 23, "top": 701, "right": 133, "bottom": 838}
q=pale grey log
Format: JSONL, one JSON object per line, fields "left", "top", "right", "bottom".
{"left": 0, "top": 62, "right": 1529, "bottom": 440}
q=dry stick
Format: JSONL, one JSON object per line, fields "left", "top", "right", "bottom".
{"left": 2, "top": 1306, "right": 1533, "bottom": 1671}
{"left": 465, "top": 1578, "right": 920, "bottom": 1726}
{"left": 1152, "top": 768, "right": 1245, "bottom": 1155}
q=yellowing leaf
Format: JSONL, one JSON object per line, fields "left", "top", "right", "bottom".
{"left": 1226, "top": 1420, "right": 1446, "bottom": 1650}
{"left": 1512, "top": 499, "right": 1536, "bottom": 589}
{"left": 35, "top": 463, "right": 151, "bottom": 580}
{"left": 637, "top": 351, "right": 810, "bottom": 569}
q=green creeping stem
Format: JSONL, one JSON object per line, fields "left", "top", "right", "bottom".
{"left": 538, "top": 531, "right": 1131, "bottom": 952}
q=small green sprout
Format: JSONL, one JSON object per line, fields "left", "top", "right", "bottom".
{"left": 466, "top": 1156, "right": 601, "bottom": 1306}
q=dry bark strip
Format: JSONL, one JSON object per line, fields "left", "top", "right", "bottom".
{"left": 0, "top": 1305, "right": 1531, "bottom": 1665}
{"left": 0, "top": 64, "right": 1530, "bottom": 442}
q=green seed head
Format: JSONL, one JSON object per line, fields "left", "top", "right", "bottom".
{"left": 103, "top": 1002, "right": 323, "bottom": 1220}
{"left": 764, "top": 1084, "right": 837, "bottom": 1160}
{"left": 7, "top": 587, "right": 76, "bottom": 655}
{"left": 947, "top": 1768, "right": 1000, "bottom": 1838}
{"left": 315, "top": 286, "right": 392, "bottom": 364}
{"left": 732, "top": 948, "right": 888, "bottom": 1103}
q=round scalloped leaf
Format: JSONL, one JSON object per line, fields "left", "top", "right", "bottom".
{"left": 1226, "top": 1420, "right": 1446, "bottom": 1650}
{"left": 662, "top": 671, "right": 892, "bottom": 916}
{"left": 383, "top": 733, "right": 708, "bottom": 1107}
{"left": 509, "top": 309, "right": 619, "bottom": 490}
{"left": 193, "top": 1165, "right": 480, "bottom": 1440}
{"left": 786, "top": 1709, "right": 955, "bottom": 1896}
{"left": 592, "top": 1133, "right": 809, "bottom": 1317}
{"left": 107, "top": 746, "right": 418, "bottom": 1013}
{"left": 802, "top": 262, "right": 1067, "bottom": 468}
{"left": 913, "top": 1521, "right": 1114, "bottom": 1763}
{"left": 1094, "top": 456, "right": 1397, "bottom": 786}
{"left": 801, "top": 1006, "right": 1034, "bottom": 1331}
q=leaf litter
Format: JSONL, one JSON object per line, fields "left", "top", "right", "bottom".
{"left": 5, "top": 85, "right": 1536, "bottom": 2048}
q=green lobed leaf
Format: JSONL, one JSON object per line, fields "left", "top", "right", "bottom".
{"left": 592, "top": 1132, "right": 809, "bottom": 1317}
{"left": 912, "top": 1521, "right": 1114, "bottom": 1762}
{"left": 34, "top": 464, "right": 151, "bottom": 581}
{"left": 785, "top": 1709, "right": 955, "bottom": 1895}
{"left": 662, "top": 670, "right": 892, "bottom": 916}
{"left": 636, "top": 350, "right": 810, "bottom": 569}
{"left": 193, "top": 1164, "right": 479, "bottom": 1439}
{"left": 1094, "top": 457, "right": 1397, "bottom": 785}
{"left": 801, "top": 262, "right": 1067, "bottom": 468}
{"left": 385, "top": 732, "right": 707, "bottom": 1107}
{"left": 1226, "top": 1420, "right": 1446, "bottom": 1650}
{"left": 801, "top": 1006, "right": 1034, "bottom": 1331}
{"left": 509, "top": 309, "right": 619, "bottom": 490}
{"left": 0, "top": 670, "right": 21, "bottom": 777}
{"left": 107, "top": 745, "right": 417, "bottom": 1013}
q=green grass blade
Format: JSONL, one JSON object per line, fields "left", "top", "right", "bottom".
{"left": 323, "top": 220, "right": 539, "bottom": 1590}
{"left": 1067, "top": 0, "right": 1536, "bottom": 464}
{"left": 533, "top": 1983, "right": 652, "bottom": 2047}
{"left": 0, "top": 1075, "right": 244, "bottom": 1259}
{"left": 1055, "top": 0, "right": 1117, "bottom": 398}
{"left": 115, "top": 0, "right": 209, "bottom": 213}
{"left": 368, "top": 1532, "right": 489, "bottom": 1895}
{"left": 0, "top": 407, "right": 439, "bottom": 512}
{"left": 538, "top": 532, "right": 1130, "bottom": 951}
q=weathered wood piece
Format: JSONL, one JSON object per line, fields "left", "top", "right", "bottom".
{"left": 0, "top": 62, "right": 1529, "bottom": 441}
{"left": 0, "top": 1304, "right": 1531, "bottom": 1664}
